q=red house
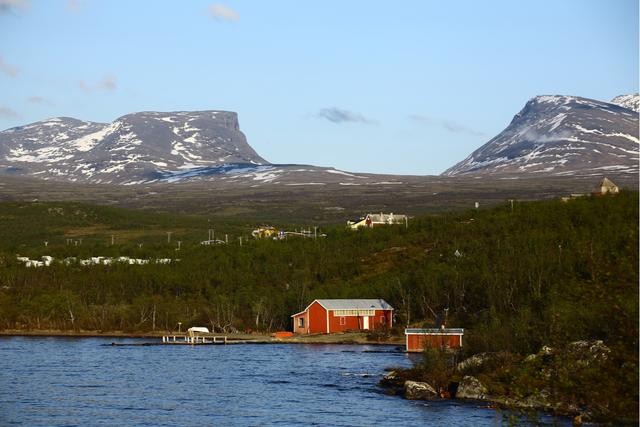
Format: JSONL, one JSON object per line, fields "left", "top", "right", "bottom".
{"left": 405, "top": 328, "right": 464, "bottom": 352}
{"left": 291, "top": 299, "right": 394, "bottom": 334}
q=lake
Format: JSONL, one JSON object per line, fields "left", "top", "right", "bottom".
{"left": 0, "top": 337, "right": 569, "bottom": 426}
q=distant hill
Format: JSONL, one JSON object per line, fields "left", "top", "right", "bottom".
{"left": 0, "top": 110, "right": 401, "bottom": 186}
{"left": 611, "top": 93, "right": 640, "bottom": 112}
{"left": 0, "top": 111, "right": 268, "bottom": 184}
{"left": 1, "top": 95, "right": 638, "bottom": 185}
{"left": 443, "top": 95, "right": 639, "bottom": 177}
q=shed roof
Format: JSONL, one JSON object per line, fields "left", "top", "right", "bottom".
{"left": 316, "top": 298, "right": 394, "bottom": 311}
{"left": 405, "top": 328, "right": 464, "bottom": 335}
{"left": 595, "top": 177, "right": 618, "bottom": 189}
{"left": 367, "top": 213, "right": 407, "bottom": 223}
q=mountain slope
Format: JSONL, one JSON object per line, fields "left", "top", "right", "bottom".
{"left": 443, "top": 95, "right": 639, "bottom": 177}
{"left": 611, "top": 93, "right": 640, "bottom": 113}
{"left": 0, "top": 111, "right": 267, "bottom": 184}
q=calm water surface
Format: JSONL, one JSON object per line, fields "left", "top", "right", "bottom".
{"left": 0, "top": 337, "right": 569, "bottom": 426}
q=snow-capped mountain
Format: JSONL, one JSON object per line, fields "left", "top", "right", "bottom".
{"left": 0, "top": 111, "right": 267, "bottom": 184}
{"left": 610, "top": 93, "right": 639, "bottom": 113}
{"left": 443, "top": 95, "right": 639, "bottom": 177}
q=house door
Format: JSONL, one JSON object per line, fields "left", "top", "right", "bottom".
{"left": 363, "top": 316, "right": 369, "bottom": 330}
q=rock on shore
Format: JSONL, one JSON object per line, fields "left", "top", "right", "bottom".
{"left": 455, "top": 376, "right": 488, "bottom": 400}
{"left": 404, "top": 381, "right": 437, "bottom": 400}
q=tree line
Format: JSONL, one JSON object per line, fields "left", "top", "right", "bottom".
{"left": 0, "top": 192, "right": 636, "bottom": 361}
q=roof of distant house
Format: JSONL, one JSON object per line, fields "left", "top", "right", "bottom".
{"left": 315, "top": 299, "right": 394, "bottom": 311}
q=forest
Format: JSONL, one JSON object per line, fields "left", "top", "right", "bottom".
{"left": 0, "top": 192, "right": 637, "bottom": 362}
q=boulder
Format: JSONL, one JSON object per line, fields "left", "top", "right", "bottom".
{"left": 379, "top": 370, "right": 405, "bottom": 395}
{"left": 456, "top": 351, "right": 510, "bottom": 372}
{"left": 519, "top": 389, "right": 553, "bottom": 410}
{"left": 456, "top": 353, "right": 492, "bottom": 371}
{"left": 456, "top": 375, "right": 489, "bottom": 400}
{"left": 404, "top": 380, "right": 437, "bottom": 400}
{"left": 383, "top": 370, "right": 398, "bottom": 381}
{"left": 524, "top": 345, "right": 555, "bottom": 363}
{"left": 567, "top": 340, "right": 610, "bottom": 364}
{"left": 380, "top": 370, "right": 401, "bottom": 387}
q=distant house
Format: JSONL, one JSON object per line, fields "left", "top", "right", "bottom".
{"left": 291, "top": 299, "right": 394, "bottom": 334}
{"left": 347, "top": 213, "right": 408, "bottom": 230}
{"left": 252, "top": 226, "right": 279, "bottom": 239}
{"left": 201, "top": 239, "right": 227, "bottom": 245}
{"left": 405, "top": 328, "right": 464, "bottom": 352}
{"left": 592, "top": 177, "right": 619, "bottom": 195}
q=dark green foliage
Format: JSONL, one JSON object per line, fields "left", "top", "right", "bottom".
{"left": 0, "top": 192, "right": 637, "bottom": 353}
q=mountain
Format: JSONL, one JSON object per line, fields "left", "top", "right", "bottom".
{"left": 2, "top": 96, "right": 638, "bottom": 185}
{"left": 0, "top": 111, "right": 268, "bottom": 184}
{"left": 610, "top": 93, "right": 639, "bottom": 112}
{"left": 443, "top": 95, "right": 639, "bottom": 177}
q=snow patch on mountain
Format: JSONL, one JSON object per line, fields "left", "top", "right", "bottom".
{"left": 0, "top": 111, "right": 268, "bottom": 184}
{"left": 610, "top": 94, "right": 639, "bottom": 113}
{"left": 443, "top": 95, "right": 639, "bottom": 177}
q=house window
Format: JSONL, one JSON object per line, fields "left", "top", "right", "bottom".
{"left": 298, "top": 318, "right": 304, "bottom": 328}
{"left": 339, "top": 317, "right": 346, "bottom": 326}
{"left": 333, "top": 309, "right": 376, "bottom": 317}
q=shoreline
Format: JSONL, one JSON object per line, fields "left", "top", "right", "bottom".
{"left": 0, "top": 330, "right": 405, "bottom": 346}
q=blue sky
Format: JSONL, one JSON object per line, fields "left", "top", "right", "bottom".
{"left": 0, "top": 0, "right": 638, "bottom": 175}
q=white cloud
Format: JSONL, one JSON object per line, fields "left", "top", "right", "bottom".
{"left": 0, "top": 106, "right": 20, "bottom": 118}
{"left": 0, "top": 0, "right": 28, "bottom": 14}
{"left": 0, "top": 56, "right": 20, "bottom": 77}
{"left": 409, "top": 114, "right": 485, "bottom": 136}
{"left": 66, "top": 0, "right": 80, "bottom": 12}
{"left": 207, "top": 3, "right": 239, "bottom": 22}
{"left": 316, "top": 107, "right": 376, "bottom": 125}
{"left": 26, "top": 96, "right": 53, "bottom": 105}
{"left": 98, "top": 74, "right": 117, "bottom": 90}
{"left": 79, "top": 74, "right": 117, "bottom": 92}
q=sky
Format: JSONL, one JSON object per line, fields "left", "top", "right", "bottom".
{"left": 0, "top": 0, "right": 638, "bottom": 175}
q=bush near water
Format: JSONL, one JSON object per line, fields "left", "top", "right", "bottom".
{"left": 0, "top": 191, "right": 637, "bottom": 420}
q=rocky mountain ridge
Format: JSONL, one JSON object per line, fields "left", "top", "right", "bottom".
{"left": 0, "top": 94, "right": 638, "bottom": 184}
{"left": 610, "top": 93, "right": 640, "bottom": 112}
{"left": 443, "top": 94, "right": 639, "bottom": 177}
{"left": 0, "top": 111, "right": 267, "bottom": 184}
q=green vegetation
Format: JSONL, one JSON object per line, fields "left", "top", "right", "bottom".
{"left": 0, "top": 193, "right": 636, "bottom": 340}
{"left": 0, "top": 192, "right": 637, "bottom": 421}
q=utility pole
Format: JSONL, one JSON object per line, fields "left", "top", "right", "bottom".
{"left": 167, "top": 232, "right": 172, "bottom": 243}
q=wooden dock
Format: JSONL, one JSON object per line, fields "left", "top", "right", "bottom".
{"left": 161, "top": 334, "right": 227, "bottom": 345}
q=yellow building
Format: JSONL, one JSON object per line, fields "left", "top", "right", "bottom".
{"left": 252, "top": 226, "right": 280, "bottom": 239}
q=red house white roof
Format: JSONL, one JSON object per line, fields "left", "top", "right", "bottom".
{"left": 292, "top": 299, "right": 394, "bottom": 317}
{"left": 316, "top": 299, "right": 393, "bottom": 310}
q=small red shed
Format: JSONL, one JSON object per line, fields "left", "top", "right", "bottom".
{"left": 291, "top": 299, "right": 394, "bottom": 334}
{"left": 405, "top": 328, "right": 464, "bottom": 352}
